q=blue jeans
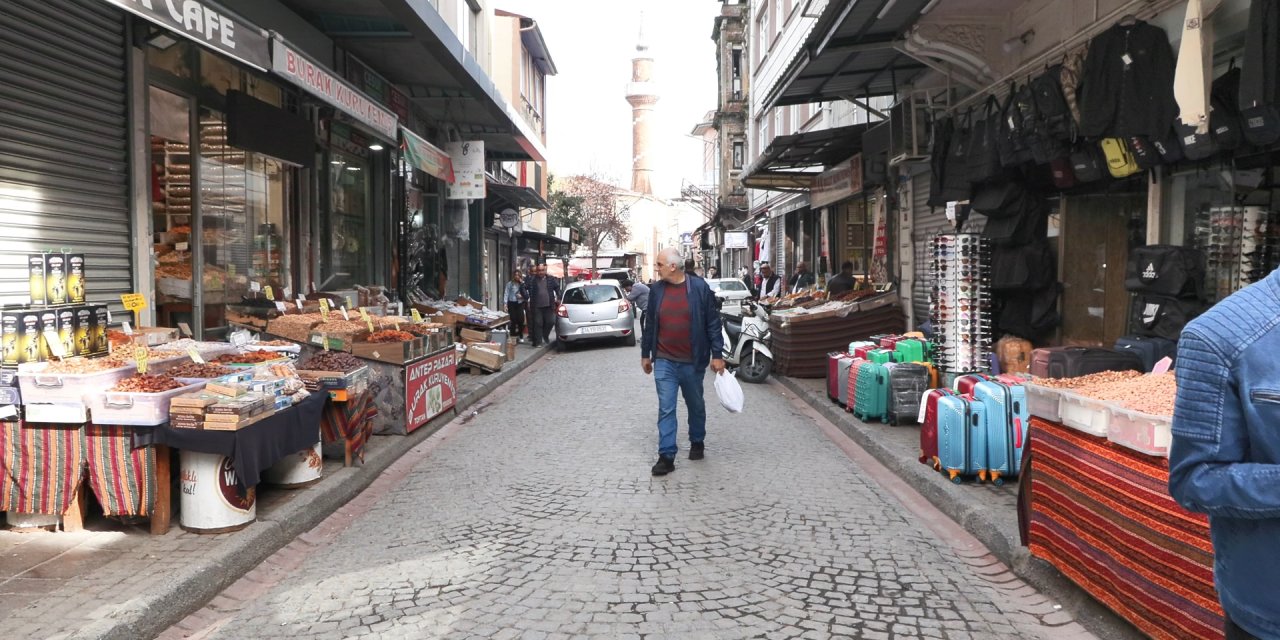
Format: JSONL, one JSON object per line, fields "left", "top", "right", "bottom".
{"left": 654, "top": 359, "right": 706, "bottom": 457}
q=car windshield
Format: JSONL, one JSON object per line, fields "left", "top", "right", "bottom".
{"left": 563, "top": 285, "right": 621, "bottom": 305}
{"left": 719, "top": 280, "right": 746, "bottom": 291}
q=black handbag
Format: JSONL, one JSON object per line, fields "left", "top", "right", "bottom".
{"left": 938, "top": 111, "right": 974, "bottom": 203}
{"left": 1132, "top": 295, "right": 1205, "bottom": 341}
{"left": 1241, "top": 104, "right": 1280, "bottom": 147}
{"left": 1069, "top": 143, "right": 1106, "bottom": 183}
{"left": 1125, "top": 245, "right": 1207, "bottom": 298}
{"left": 967, "top": 96, "right": 1003, "bottom": 185}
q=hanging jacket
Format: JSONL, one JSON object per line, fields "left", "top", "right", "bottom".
{"left": 1241, "top": 0, "right": 1280, "bottom": 109}
{"left": 1077, "top": 20, "right": 1178, "bottom": 139}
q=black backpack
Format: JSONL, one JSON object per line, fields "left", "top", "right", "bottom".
{"left": 927, "top": 116, "right": 955, "bottom": 207}
{"left": 1126, "top": 136, "right": 1160, "bottom": 170}
{"left": 967, "top": 96, "right": 1004, "bottom": 185}
{"left": 939, "top": 111, "right": 975, "bottom": 203}
{"left": 997, "top": 283, "right": 1062, "bottom": 341}
{"left": 1069, "top": 142, "right": 1106, "bottom": 183}
{"left": 1210, "top": 67, "right": 1244, "bottom": 152}
{"left": 1125, "top": 245, "right": 1207, "bottom": 298}
{"left": 991, "top": 240, "right": 1056, "bottom": 291}
{"left": 1241, "top": 104, "right": 1280, "bottom": 147}
{"left": 1030, "top": 65, "right": 1075, "bottom": 141}
{"left": 982, "top": 201, "right": 1049, "bottom": 247}
{"left": 1132, "top": 295, "right": 1205, "bottom": 341}
{"left": 1152, "top": 127, "right": 1185, "bottom": 164}
{"left": 998, "top": 83, "right": 1035, "bottom": 168}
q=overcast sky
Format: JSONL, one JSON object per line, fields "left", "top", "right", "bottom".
{"left": 495, "top": 1, "right": 719, "bottom": 199}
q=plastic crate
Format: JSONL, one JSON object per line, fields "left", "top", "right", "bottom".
{"left": 18, "top": 362, "right": 135, "bottom": 404}
{"left": 1107, "top": 405, "right": 1172, "bottom": 457}
{"left": 1024, "top": 383, "right": 1062, "bottom": 422}
{"left": 1057, "top": 390, "right": 1111, "bottom": 437}
{"left": 88, "top": 381, "right": 207, "bottom": 426}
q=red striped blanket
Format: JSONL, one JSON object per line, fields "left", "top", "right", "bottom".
{"left": 0, "top": 421, "right": 84, "bottom": 515}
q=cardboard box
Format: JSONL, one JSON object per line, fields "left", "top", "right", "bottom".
{"left": 464, "top": 343, "right": 504, "bottom": 371}
{"left": 43, "top": 253, "right": 66, "bottom": 305}
{"left": 55, "top": 308, "right": 75, "bottom": 358}
{"left": 206, "top": 382, "right": 248, "bottom": 398}
{"left": 36, "top": 309, "right": 56, "bottom": 360}
{"left": 73, "top": 307, "right": 92, "bottom": 357}
{"left": 65, "top": 253, "right": 85, "bottom": 304}
{"left": 201, "top": 409, "right": 275, "bottom": 431}
{"left": 92, "top": 305, "right": 109, "bottom": 355}
{"left": 17, "top": 310, "right": 41, "bottom": 364}
{"left": 459, "top": 327, "right": 489, "bottom": 342}
{"left": 1, "top": 310, "right": 19, "bottom": 366}
{"left": 27, "top": 254, "right": 45, "bottom": 306}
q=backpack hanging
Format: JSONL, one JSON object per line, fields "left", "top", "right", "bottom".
{"left": 1069, "top": 142, "right": 1106, "bottom": 183}
{"left": 1030, "top": 64, "right": 1075, "bottom": 141}
{"left": 1124, "top": 245, "right": 1207, "bottom": 297}
{"left": 1210, "top": 66, "right": 1244, "bottom": 152}
{"left": 998, "top": 83, "right": 1034, "bottom": 168}
{"left": 1177, "top": 119, "right": 1217, "bottom": 160}
{"left": 1049, "top": 157, "right": 1077, "bottom": 190}
{"left": 1100, "top": 138, "right": 1141, "bottom": 178}
{"left": 1153, "top": 127, "right": 1185, "bottom": 164}
{"left": 1240, "top": 104, "right": 1280, "bottom": 147}
{"left": 1126, "top": 136, "right": 1160, "bottom": 170}
{"left": 927, "top": 116, "right": 956, "bottom": 207}
{"left": 967, "top": 96, "right": 1004, "bottom": 185}
{"left": 991, "top": 241, "right": 1056, "bottom": 291}
{"left": 939, "top": 110, "right": 975, "bottom": 203}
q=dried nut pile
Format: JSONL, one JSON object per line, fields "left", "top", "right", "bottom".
{"left": 254, "top": 339, "right": 295, "bottom": 347}
{"left": 164, "top": 362, "right": 236, "bottom": 378}
{"left": 214, "top": 350, "right": 280, "bottom": 364}
{"left": 1074, "top": 371, "right": 1178, "bottom": 416}
{"left": 298, "top": 352, "right": 362, "bottom": 373}
{"left": 366, "top": 330, "right": 415, "bottom": 343}
{"left": 265, "top": 313, "right": 322, "bottom": 341}
{"left": 1032, "top": 370, "right": 1142, "bottom": 389}
{"left": 110, "top": 374, "right": 184, "bottom": 393}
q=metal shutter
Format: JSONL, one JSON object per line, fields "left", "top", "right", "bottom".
{"left": 0, "top": 0, "right": 130, "bottom": 306}
{"left": 772, "top": 217, "right": 784, "bottom": 271}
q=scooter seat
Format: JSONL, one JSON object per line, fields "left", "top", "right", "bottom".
{"left": 724, "top": 319, "right": 743, "bottom": 341}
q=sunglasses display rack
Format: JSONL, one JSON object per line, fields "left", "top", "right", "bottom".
{"left": 929, "top": 233, "right": 993, "bottom": 373}
{"left": 1197, "top": 206, "right": 1279, "bottom": 301}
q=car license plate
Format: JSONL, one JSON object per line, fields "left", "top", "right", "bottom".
{"left": 580, "top": 325, "right": 609, "bottom": 334}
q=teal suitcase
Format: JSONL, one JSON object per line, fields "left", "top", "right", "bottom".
{"left": 868, "top": 349, "right": 893, "bottom": 364}
{"left": 893, "top": 339, "right": 927, "bottom": 363}
{"left": 853, "top": 361, "right": 889, "bottom": 422}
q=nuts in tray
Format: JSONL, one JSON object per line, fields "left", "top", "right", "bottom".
{"left": 1034, "top": 370, "right": 1177, "bottom": 417}
{"left": 366, "top": 330, "right": 415, "bottom": 343}
{"left": 297, "top": 351, "right": 363, "bottom": 373}
{"left": 213, "top": 350, "right": 281, "bottom": 365}
{"left": 1032, "top": 370, "right": 1142, "bottom": 389}
{"left": 164, "top": 362, "right": 236, "bottom": 379}
{"left": 110, "top": 374, "right": 185, "bottom": 393}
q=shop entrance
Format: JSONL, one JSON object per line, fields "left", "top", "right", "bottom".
{"left": 1059, "top": 194, "right": 1146, "bottom": 346}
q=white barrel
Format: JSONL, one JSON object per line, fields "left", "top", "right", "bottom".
{"left": 263, "top": 441, "right": 323, "bottom": 488}
{"left": 6, "top": 512, "right": 60, "bottom": 530}
{"left": 179, "top": 450, "right": 256, "bottom": 533}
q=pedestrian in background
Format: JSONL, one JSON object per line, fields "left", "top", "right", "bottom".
{"left": 622, "top": 278, "right": 650, "bottom": 342}
{"left": 707, "top": 266, "right": 720, "bottom": 278}
{"left": 504, "top": 269, "right": 526, "bottom": 343}
{"left": 758, "top": 263, "right": 782, "bottom": 298}
{"left": 788, "top": 261, "right": 816, "bottom": 293}
{"left": 641, "top": 248, "right": 726, "bottom": 476}
{"left": 521, "top": 263, "right": 561, "bottom": 348}
{"left": 741, "top": 266, "right": 757, "bottom": 298}
{"left": 826, "top": 261, "right": 857, "bottom": 297}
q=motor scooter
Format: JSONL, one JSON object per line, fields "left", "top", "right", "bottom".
{"left": 719, "top": 299, "right": 773, "bottom": 383}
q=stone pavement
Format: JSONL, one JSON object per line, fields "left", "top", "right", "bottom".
{"left": 0, "top": 340, "right": 553, "bottom": 640}
{"left": 165, "top": 342, "right": 1103, "bottom": 640}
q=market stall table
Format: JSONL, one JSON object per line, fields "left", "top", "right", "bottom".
{"left": 136, "top": 390, "right": 326, "bottom": 534}
{"left": 1025, "top": 417, "right": 1223, "bottom": 640}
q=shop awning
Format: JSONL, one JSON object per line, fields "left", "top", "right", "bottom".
{"left": 401, "top": 127, "right": 454, "bottom": 182}
{"left": 278, "top": 0, "right": 547, "bottom": 162}
{"left": 761, "top": 0, "right": 933, "bottom": 111}
{"left": 487, "top": 181, "right": 550, "bottom": 211}
{"left": 741, "top": 124, "right": 870, "bottom": 192}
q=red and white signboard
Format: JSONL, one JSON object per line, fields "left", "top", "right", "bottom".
{"left": 271, "top": 38, "right": 398, "bottom": 140}
{"left": 405, "top": 349, "right": 457, "bottom": 433}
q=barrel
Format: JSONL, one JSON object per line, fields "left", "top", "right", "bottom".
{"left": 263, "top": 441, "right": 323, "bottom": 488}
{"left": 179, "top": 450, "right": 256, "bottom": 533}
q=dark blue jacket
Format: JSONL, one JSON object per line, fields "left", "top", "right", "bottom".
{"left": 1169, "top": 268, "right": 1280, "bottom": 637}
{"left": 641, "top": 276, "right": 724, "bottom": 368}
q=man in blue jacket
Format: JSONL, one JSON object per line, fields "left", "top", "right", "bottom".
{"left": 1169, "top": 268, "right": 1280, "bottom": 640}
{"left": 641, "top": 248, "right": 726, "bottom": 475}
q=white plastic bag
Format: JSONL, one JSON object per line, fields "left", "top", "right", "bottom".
{"left": 714, "top": 370, "right": 745, "bottom": 413}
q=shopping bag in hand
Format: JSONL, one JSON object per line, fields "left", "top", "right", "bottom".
{"left": 714, "top": 370, "right": 745, "bottom": 413}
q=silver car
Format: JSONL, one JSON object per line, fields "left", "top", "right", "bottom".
{"left": 555, "top": 280, "right": 636, "bottom": 347}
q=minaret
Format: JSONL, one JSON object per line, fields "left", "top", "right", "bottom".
{"left": 625, "top": 14, "right": 659, "bottom": 195}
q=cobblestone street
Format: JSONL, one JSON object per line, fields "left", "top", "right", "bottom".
{"left": 169, "top": 343, "right": 1096, "bottom": 640}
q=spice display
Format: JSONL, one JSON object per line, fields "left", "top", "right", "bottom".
{"left": 298, "top": 351, "right": 362, "bottom": 373}
{"left": 365, "top": 330, "right": 414, "bottom": 343}
{"left": 110, "top": 374, "right": 184, "bottom": 393}
{"left": 107, "top": 329, "right": 133, "bottom": 348}
{"left": 164, "top": 362, "right": 235, "bottom": 379}
{"left": 214, "top": 350, "right": 281, "bottom": 365}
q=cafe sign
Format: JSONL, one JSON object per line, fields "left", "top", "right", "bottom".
{"left": 810, "top": 154, "right": 864, "bottom": 209}
{"left": 101, "top": 0, "right": 271, "bottom": 71}
{"left": 271, "top": 38, "right": 398, "bottom": 140}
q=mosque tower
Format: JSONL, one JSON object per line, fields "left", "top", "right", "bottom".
{"left": 624, "top": 14, "right": 659, "bottom": 195}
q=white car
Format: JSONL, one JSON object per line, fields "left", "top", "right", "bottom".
{"left": 706, "top": 278, "right": 753, "bottom": 307}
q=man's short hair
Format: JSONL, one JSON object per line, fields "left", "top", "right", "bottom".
{"left": 841, "top": 261, "right": 854, "bottom": 271}
{"left": 620, "top": 279, "right": 634, "bottom": 288}
{"left": 684, "top": 258, "right": 696, "bottom": 272}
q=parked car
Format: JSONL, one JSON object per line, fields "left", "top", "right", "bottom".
{"left": 706, "top": 278, "right": 753, "bottom": 305}
{"left": 555, "top": 280, "right": 636, "bottom": 347}
{"left": 594, "top": 267, "right": 633, "bottom": 283}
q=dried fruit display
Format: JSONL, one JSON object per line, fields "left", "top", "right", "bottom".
{"left": 366, "top": 330, "right": 414, "bottom": 343}
{"left": 164, "top": 362, "right": 236, "bottom": 379}
{"left": 1032, "top": 370, "right": 1142, "bottom": 389}
{"left": 298, "top": 351, "right": 362, "bottom": 373}
{"left": 110, "top": 374, "right": 184, "bottom": 393}
{"left": 214, "top": 350, "right": 281, "bottom": 365}
{"left": 1074, "top": 371, "right": 1177, "bottom": 416}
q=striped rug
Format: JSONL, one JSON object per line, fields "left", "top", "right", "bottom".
{"left": 1028, "top": 418, "right": 1224, "bottom": 640}
{"left": 0, "top": 420, "right": 84, "bottom": 515}
{"left": 320, "top": 391, "right": 378, "bottom": 463}
{"left": 84, "top": 424, "right": 155, "bottom": 517}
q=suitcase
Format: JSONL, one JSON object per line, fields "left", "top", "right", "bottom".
{"left": 919, "top": 361, "right": 940, "bottom": 389}
{"left": 868, "top": 349, "right": 893, "bottom": 364}
{"left": 996, "top": 336, "right": 1033, "bottom": 374}
{"left": 893, "top": 338, "right": 927, "bottom": 363}
{"left": 887, "top": 363, "right": 931, "bottom": 425}
{"left": 853, "top": 361, "right": 889, "bottom": 422}
{"left": 848, "top": 340, "right": 876, "bottom": 356}
{"left": 954, "top": 374, "right": 991, "bottom": 396}
{"left": 1030, "top": 346, "right": 1144, "bottom": 379}
{"left": 854, "top": 345, "right": 875, "bottom": 359}
{"left": 836, "top": 357, "right": 862, "bottom": 408}
{"left": 973, "top": 379, "right": 1029, "bottom": 485}
{"left": 919, "top": 388, "right": 956, "bottom": 469}
{"left": 1113, "top": 335, "right": 1176, "bottom": 372}
{"left": 879, "top": 335, "right": 904, "bottom": 350}
{"left": 845, "top": 358, "right": 868, "bottom": 412}
{"left": 827, "top": 352, "right": 851, "bottom": 401}
{"left": 937, "top": 394, "right": 989, "bottom": 483}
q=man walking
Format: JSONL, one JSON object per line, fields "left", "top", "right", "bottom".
{"left": 622, "top": 279, "right": 649, "bottom": 342}
{"left": 1169, "top": 268, "right": 1280, "bottom": 640}
{"left": 641, "top": 248, "right": 726, "bottom": 476}
{"left": 521, "top": 263, "right": 561, "bottom": 347}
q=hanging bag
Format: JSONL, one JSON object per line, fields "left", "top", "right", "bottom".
{"left": 1126, "top": 136, "right": 1161, "bottom": 170}
{"left": 939, "top": 110, "right": 974, "bottom": 202}
{"left": 714, "top": 370, "right": 745, "bottom": 413}
{"left": 1030, "top": 64, "right": 1075, "bottom": 141}
{"left": 1069, "top": 142, "right": 1106, "bottom": 183}
{"left": 1241, "top": 104, "right": 1280, "bottom": 146}
{"left": 1124, "top": 245, "right": 1207, "bottom": 297}
{"left": 1100, "top": 138, "right": 1141, "bottom": 178}
{"left": 927, "top": 116, "right": 956, "bottom": 207}
{"left": 967, "top": 96, "right": 1003, "bottom": 184}
{"left": 1210, "top": 65, "right": 1244, "bottom": 152}
{"left": 998, "top": 83, "right": 1034, "bottom": 168}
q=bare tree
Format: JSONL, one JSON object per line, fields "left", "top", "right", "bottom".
{"left": 556, "top": 174, "right": 630, "bottom": 277}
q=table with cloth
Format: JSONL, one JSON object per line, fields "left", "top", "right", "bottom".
{"left": 1024, "top": 417, "right": 1224, "bottom": 640}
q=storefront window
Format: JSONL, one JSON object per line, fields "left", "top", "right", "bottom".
{"left": 200, "top": 49, "right": 238, "bottom": 95}
{"left": 146, "top": 39, "right": 193, "bottom": 80}
{"left": 150, "top": 87, "right": 194, "bottom": 327}
{"left": 321, "top": 140, "right": 373, "bottom": 290}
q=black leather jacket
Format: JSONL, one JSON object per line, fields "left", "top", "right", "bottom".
{"left": 1077, "top": 20, "right": 1177, "bottom": 139}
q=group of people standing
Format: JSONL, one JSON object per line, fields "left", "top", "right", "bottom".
{"left": 503, "top": 265, "right": 562, "bottom": 348}
{"left": 738, "top": 260, "right": 860, "bottom": 298}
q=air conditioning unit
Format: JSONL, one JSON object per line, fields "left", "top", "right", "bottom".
{"left": 888, "top": 90, "right": 935, "bottom": 166}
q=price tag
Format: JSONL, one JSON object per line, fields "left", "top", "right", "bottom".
{"left": 229, "top": 330, "right": 250, "bottom": 347}
{"left": 411, "top": 309, "right": 423, "bottom": 324}
{"left": 178, "top": 322, "right": 193, "bottom": 337}
{"left": 340, "top": 306, "right": 351, "bottom": 321}
{"left": 135, "top": 346, "right": 150, "bottom": 374}
{"left": 345, "top": 296, "right": 354, "bottom": 310}
{"left": 322, "top": 332, "right": 329, "bottom": 351}
{"left": 0, "top": 405, "right": 17, "bottom": 420}
{"left": 188, "top": 346, "right": 205, "bottom": 364}
{"left": 250, "top": 281, "right": 261, "bottom": 293}
{"left": 175, "top": 242, "right": 189, "bottom": 251}
{"left": 122, "top": 321, "right": 133, "bottom": 335}
{"left": 358, "top": 307, "right": 370, "bottom": 321}
{"left": 319, "top": 298, "right": 331, "bottom": 321}
{"left": 282, "top": 286, "right": 292, "bottom": 298}
{"left": 264, "top": 286, "right": 274, "bottom": 300}
{"left": 396, "top": 301, "right": 403, "bottom": 316}
{"left": 274, "top": 301, "right": 287, "bottom": 313}
{"left": 121, "top": 293, "right": 147, "bottom": 311}
{"left": 394, "top": 323, "right": 401, "bottom": 332}
{"left": 310, "top": 281, "right": 317, "bottom": 294}
{"left": 366, "top": 318, "right": 375, "bottom": 333}
{"left": 1152, "top": 356, "right": 1173, "bottom": 375}
{"left": 43, "top": 329, "right": 65, "bottom": 358}
{"left": 296, "top": 296, "right": 305, "bottom": 311}
{"left": 228, "top": 263, "right": 236, "bottom": 277}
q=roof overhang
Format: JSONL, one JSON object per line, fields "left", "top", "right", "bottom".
{"left": 280, "top": 0, "right": 546, "bottom": 162}
{"left": 762, "top": 0, "right": 934, "bottom": 111}
{"left": 741, "top": 123, "right": 869, "bottom": 192}
{"left": 495, "top": 10, "right": 559, "bottom": 76}
{"left": 486, "top": 181, "right": 550, "bottom": 211}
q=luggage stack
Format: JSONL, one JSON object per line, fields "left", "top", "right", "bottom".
{"left": 930, "top": 233, "right": 994, "bottom": 374}
{"left": 926, "top": 375, "right": 1029, "bottom": 485}
{"left": 823, "top": 334, "right": 936, "bottom": 425}
{"left": 1197, "top": 206, "right": 1278, "bottom": 300}
{"left": 1123, "top": 245, "right": 1207, "bottom": 349}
